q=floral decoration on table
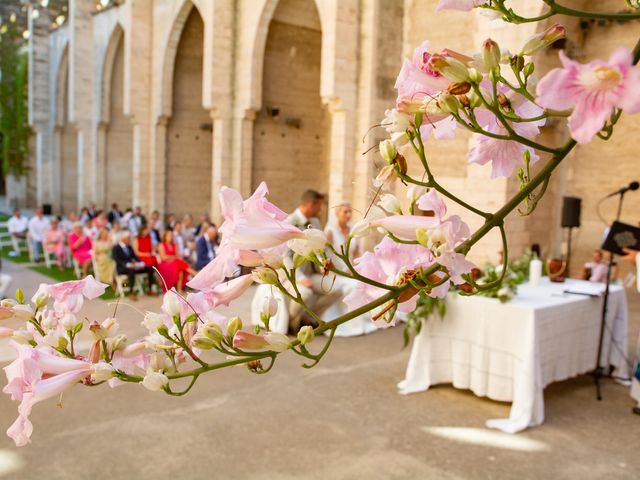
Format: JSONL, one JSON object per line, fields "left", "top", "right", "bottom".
{"left": 3, "top": 0, "right": 640, "bottom": 446}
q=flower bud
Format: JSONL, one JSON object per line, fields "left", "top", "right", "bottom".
{"left": 467, "top": 68, "right": 483, "bottom": 84}
{"left": 261, "top": 296, "right": 278, "bottom": 318}
{"left": 201, "top": 321, "right": 224, "bottom": 346}
{"left": 31, "top": 287, "right": 49, "bottom": 309}
{"left": 378, "top": 194, "right": 402, "bottom": 214}
{"left": 12, "top": 304, "right": 34, "bottom": 321}
{"left": 110, "top": 333, "right": 127, "bottom": 352}
{"left": 0, "top": 307, "right": 13, "bottom": 320}
{"left": 469, "top": 90, "right": 482, "bottom": 108}
{"left": 60, "top": 313, "right": 78, "bottom": 331}
{"left": 0, "top": 326, "right": 13, "bottom": 338}
{"left": 447, "top": 82, "right": 471, "bottom": 96}
{"left": 437, "top": 92, "right": 460, "bottom": 114}
{"left": 297, "top": 325, "right": 315, "bottom": 346}
{"left": 382, "top": 108, "right": 411, "bottom": 133}
{"left": 251, "top": 266, "right": 278, "bottom": 285}
{"left": 428, "top": 54, "right": 470, "bottom": 82}
{"left": 265, "top": 332, "right": 290, "bottom": 352}
{"left": 227, "top": 316, "right": 242, "bottom": 339}
{"left": 351, "top": 219, "right": 371, "bottom": 238}
{"left": 91, "top": 362, "right": 115, "bottom": 382}
{"left": 142, "top": 369, "right": 169, "bottom": 392}
{"left": 161, "top": 290, "right": 182, "bottom": 317}
{"left": 0, "top": 298, "right": 17, "bottom": 308}
{"left": 191, "top": 333, "right": 216, "bottom": 350}
{"left": 12, "top": 328, "right": 32, "bottom": 344}
{"left": 379, "top": 139, "right": 397, "bottom": 165}
{"left": 142, "top": 312, "right": 165, "bottom": 333}
{"left": 521, "top": 24, "right": 566, "bottom": 56}
{"left": 149, "top": 352, "right": 167, "bottom": 372}
{"left": 482, "top": 38, "right": 501, "bottom": 70}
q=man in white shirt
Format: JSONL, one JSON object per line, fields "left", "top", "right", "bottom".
{"left": 27, "top": 208, "right": 50, "bottom": 262}
{"left": 285, "top": 190, "right": 341, "bottom": 331}
{"left": 7, "top": 208, "right": 28, "bottom": 256}
{"left": 622, "top": 247, "right": 640, "bottom": 415}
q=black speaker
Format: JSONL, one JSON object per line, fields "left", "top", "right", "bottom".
{"left": 42, "top": 204, "right": 52, "bottom": 216}
{"left": 561, "top": 196, "right": 581, "bottom": 228}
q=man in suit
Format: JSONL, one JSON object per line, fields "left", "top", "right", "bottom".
{"left": 112, "top": 231, "right": 156, "bottom": 300}
{"left": 195, "top": 225, "right": 218, "bottom": 270}
{"left": 107, "top": 203, "right": 122, "bottom": 226}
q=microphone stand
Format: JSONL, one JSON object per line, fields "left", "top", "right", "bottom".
{"left": 593, "top": 189, "right": 627, "bottom": 400}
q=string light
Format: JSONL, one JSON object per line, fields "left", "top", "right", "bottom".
{"left": 32, "top": 9, "right": 40, "bottom": 19}
{"left": 22, "top": 30, "right": 30, "bottom": 40}
{"left": 55, "top": 15, "right": 64, "bottom": 26}
{"left": 41, "top": 0, "right": 49, "bottom": 7}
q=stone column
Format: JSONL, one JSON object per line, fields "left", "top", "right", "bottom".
{"left": 231, "top": 109, "right": 257, "bottom": 198}
{"left": 150, "top": 116, "right": 169, "bottom": 214}
{"left": 211, "top": 113, "right": 234, "bottom": 221}
{"left": 28, "top": 6, "right": 51, "bottom": 207}
{"left": 68, "top": 0, "right": 94, "bottom": 207}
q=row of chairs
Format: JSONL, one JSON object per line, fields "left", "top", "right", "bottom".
{"left": 0, "top": 222, "right": 147, "bottom": 298}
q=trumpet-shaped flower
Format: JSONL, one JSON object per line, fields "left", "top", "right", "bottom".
{"left": 36, "top": 276, "right": 107, "bottom": 314}
{"left": 536, "top": 48, "right": 640, "bottom": 144}
{"left": 203, "top": 274, "right": 254, "bottom": 308}
{"left": 436, "top": 0, "right": 484, "bottom": 11}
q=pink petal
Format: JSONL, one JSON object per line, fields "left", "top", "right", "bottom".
{"left": 204, "top": 274, "right": 254, "bottom": 308}
{"left": 370, "top": 215, "right": 440, "bottom": 241}
{"left": 417, "top": 189, "right": 447, "bottom": 219}
{"left": 568, "top": 95, "right": 612, "bottom": 144}
{"left": 232, "top": 331, "right": 269, "bottom": 350}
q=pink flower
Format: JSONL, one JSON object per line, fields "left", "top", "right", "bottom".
{"left": 232, "top": 331, "right": 269, "bottom": 350}
{"left": 370, "top": 215, "right": 441, "bottom": 241}
{"left": 38, "top": 276, "right": 108, "bottom": 313}
{"left": 468, "top": 92, "right": 544, "bottom": 178}
{"left": 187, "top": 245, "right": 239, "bottom": 290}
{"left": 7, "top": 368, "right": 90, "bottom": 446}
{"left": 219, "top": 183, "right": 303, "bottom": 251}
{"left": 436, "top": 0, "right": 484, "bottom": 11}
{"left": 203, "top": 274, "right": 254, "bottom": 308}
{"left": 536, "top": 48, "right": 640, "bottom": 144}
{"left": 417, "top": 189, "right": 447, "bottom": 219}
{"left": 395, "top": 41, "right": 450, "bottom": 106}
{"left": 3, "top": 342, "right": 91, "bottom": 446}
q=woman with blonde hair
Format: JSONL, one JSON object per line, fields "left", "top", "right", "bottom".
{"left": 92, "top": 228, "right": 116, "bottom": 285}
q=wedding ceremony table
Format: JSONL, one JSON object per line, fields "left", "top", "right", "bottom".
{"left": 397, "top": 278, "right": 629, "bottom": 433}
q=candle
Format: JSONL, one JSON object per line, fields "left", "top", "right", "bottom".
{"left": 529, "top": 256, "right": 542, "bottom": 286}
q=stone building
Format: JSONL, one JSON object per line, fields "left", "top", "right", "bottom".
{"left": 22, "top": 0, "right": 640, "bottom": 270}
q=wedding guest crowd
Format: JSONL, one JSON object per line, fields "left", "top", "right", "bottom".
{"left": 5, "top": 204, "right": 220, "bottom": 299}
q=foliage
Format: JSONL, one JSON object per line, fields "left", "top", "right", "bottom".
{"left": 0, "top": 17, "right": 31, "bottom": 179}
{"left": 404, "top": 291, "right": 446, "bottom": 348}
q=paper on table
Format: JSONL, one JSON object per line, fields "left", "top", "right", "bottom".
{"left": 563, "top": 282, "right": 605, "bottom": 296}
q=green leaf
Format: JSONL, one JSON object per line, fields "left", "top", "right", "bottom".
{"left": 15, "top": 288, "right": 24, "bottom": 304}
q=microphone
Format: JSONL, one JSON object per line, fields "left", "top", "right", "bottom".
{"left": 605, "top": 181, "right": 639, "bottom": 198}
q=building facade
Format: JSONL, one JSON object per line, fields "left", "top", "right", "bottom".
{"left": 22, "top": 0, "right": 640, "bottom": 270}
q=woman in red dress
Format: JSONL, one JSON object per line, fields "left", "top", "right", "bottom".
{"left": 133, "top": 226, "right": 157, "bottom": 268}
{"left": 157, "top": 230, "right": 196, "bottom": 292}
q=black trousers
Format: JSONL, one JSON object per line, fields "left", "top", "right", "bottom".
{"left": 119, "top": 265, "right": 155, "bottom": 291}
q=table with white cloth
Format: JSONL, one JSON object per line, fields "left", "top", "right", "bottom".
{"left": 398, "top": 278, "right": 629, "bottom": 433}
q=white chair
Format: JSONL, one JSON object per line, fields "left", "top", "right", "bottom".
{"left": 43, "top": 249, "right": 58, "bottom": 269}
{"left": 26, "top": 235, "right": 37, "bottom": 263}
{"left": 11, "top": 235, "right": 28, "bottom": 256}
{"left": 0, "top": 221, "right": 12, "bottom": 251}
{"left": 115, "top": 273, "right": 146, "bottom": 298}
{"left": 72, "top": 258, "right": 83, "bottom": 279}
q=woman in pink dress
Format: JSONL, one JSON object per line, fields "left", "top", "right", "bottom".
{"left": 157, "top": 230, "right": 195, "bottom": 292}
{"left": 68, "top": 223, "right": 92, "bottom": 277}
{"left": 44, "top": 218, "right": 67, "bottom": 270}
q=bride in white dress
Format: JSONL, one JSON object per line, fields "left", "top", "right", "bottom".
{"left": 323, "top": 203, "right": 377, "bottom": 337}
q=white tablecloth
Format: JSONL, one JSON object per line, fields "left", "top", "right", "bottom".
{"left": 398, "top": 278, "right": 629, "bottom": 433}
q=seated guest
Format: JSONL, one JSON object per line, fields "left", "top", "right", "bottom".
{"left": 133, "top": 206, "right": 147, "bottom": 230}
{"left": 134, "top": 226, "right": 157, "bottom": 269}
{"left": 112, "top": 232, "right": 156, "bottom": 300}
{"left": 149, "top": 210, "right": 163, "bottom": 245}
{"left": 87, "top": 203, "right": 98, "bottom": 220}
{"left": 157, "top": 230, "right": 196, "bottom": 292}
{"left": 583, "top": 249, "right": 617, "bottom": 283}
{"left": 79, "top": 207, "right": 91, "bottom": 224}
{"left": 93, "top": 228, "right": 116, "bottom": 285}
{"left": 165, "top": 213, "right": 178, "bottom": 232}
{"left": 44, "top": 217, "right": 67, "bottom": 270}
{"left": 83, "top": 218, "right": 99, "bottom": 240}
{"left": 195, "top": 225, "right": 219, "bottom": 270}
{"left": 94, "top": 212, "right": 109, "bottom": 230}
{"left": 110, "top": 222, "right": 123, "bottom": 245}
{"left": 173, "top": 222, "right": 190, "bottom": 261}
{"left": 68, "top": 222, "right": 92, "bottom": 277}
{"left": 28, "top": 208, "right": 50, "bottom": 262}
{"left": 7, "top": 208, "right": 28, "bottom": 256}
{"left": 60, "top": 212, "right": 78, "bottom": 234}
{"left": 194, "top": 213, "right": 211, "bottom": 236}
{"left": 107, "top": 203, "right": 122, "bottom": 226}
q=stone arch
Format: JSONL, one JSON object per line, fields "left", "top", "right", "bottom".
{"left": 101, "top": 24, "right": 133, "bottom": 209}
{"left": 164, "top": 6, "right": 212, "bottom": 217}
{"left": 251, "top": 0, "right": 328, "bottom": 213}
{"left": 55, "top": 45, "right": 78, "bottom": 214}
{"left": 159, "top": 0, "right": 204, "bottom": 119}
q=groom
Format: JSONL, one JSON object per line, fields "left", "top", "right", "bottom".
{"left": 285, "top": 190, "right": 342, "bottom": 332}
